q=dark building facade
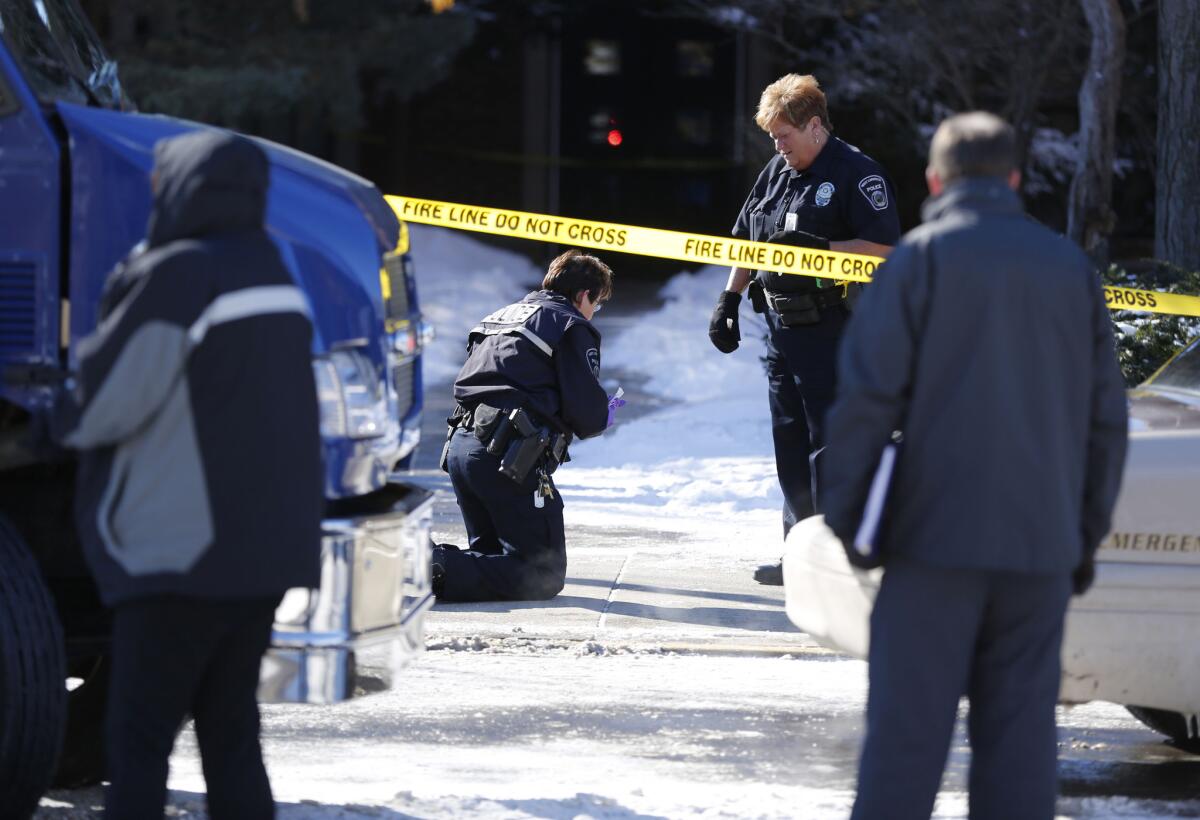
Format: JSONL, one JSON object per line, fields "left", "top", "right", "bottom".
{"left": 371, "top": 2, "right": 774, "bottom": 274}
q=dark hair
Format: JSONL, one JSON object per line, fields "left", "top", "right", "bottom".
{"left": 542, "top": 249, "right": 614, "bottom": 305}
{"left": 928, "top": 111, "right": 1017, "bottom": 183}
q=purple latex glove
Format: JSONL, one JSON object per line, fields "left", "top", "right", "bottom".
{"left": 606, "top": 389, "right": 627, "bottom": 428}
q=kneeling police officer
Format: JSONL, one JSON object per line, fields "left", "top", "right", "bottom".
{"left": 433, "top": 249, "right": 614, "bottom": 602}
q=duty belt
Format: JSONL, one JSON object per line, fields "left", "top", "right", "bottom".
{"left": 758, "top": 283, "right": 848, "bottom": 328}
{"left": 440, "top": 402, "right": 571, "bottom": 481}
{"left": 766, "top": 285, "right": 847, "bottom": 311}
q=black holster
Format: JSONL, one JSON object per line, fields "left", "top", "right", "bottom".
{"left": 747, "top": 279, "right": 768, "bottom": 314}
{"left": 546, "top": 430, "right": 573, "bottom": 474}
{"left": 496, "top": 409, "right": 548, "bottom": 483}
{"left": 440, "top": 404, "right": 475, "bottom": 473}
{"left": 767, "top": 291, "right": 820, "bottom": 327}
{"left": 439, "top": 426, "right": 453, "bottom": 473}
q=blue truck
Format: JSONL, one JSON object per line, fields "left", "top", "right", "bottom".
{"left": 0, "top": 1, "right": 434, "bottom": 813}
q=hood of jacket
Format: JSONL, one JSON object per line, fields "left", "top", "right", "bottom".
{"left": 147, "top": 131, "right": 268, "bottom": 248}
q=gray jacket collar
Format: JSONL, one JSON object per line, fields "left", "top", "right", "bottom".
{"left": 921, "top": 177, "right": 1023, "bottom": 223}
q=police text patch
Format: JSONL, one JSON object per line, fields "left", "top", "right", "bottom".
{"left": 586, "top": 348, "right": 601, "bottom": 378}
{"left": 858, "top": 175, "right": 888, "bottom": 211}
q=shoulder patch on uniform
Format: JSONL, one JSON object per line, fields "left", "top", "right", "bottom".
{"left": 586, "top": 348, "right": 600, "bottom": 378}
{"left": 815, "top": 181, "right": 835, "bottom": 208}
{"left": 858, "top": 175, "right": 889, "bottom": 211}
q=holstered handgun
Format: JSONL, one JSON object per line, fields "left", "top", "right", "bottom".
{"left": 499, "top": 414, "right": 549, "bottom": 483}
{"left": 485, "top": 414, "right": 512, "bottom": 456}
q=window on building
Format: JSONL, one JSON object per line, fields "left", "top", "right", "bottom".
{"left": 584, "top": 40, "right": 621, "bottom": 75}
{"left": 676, "top": 40, "right": 714, "bottom": 77}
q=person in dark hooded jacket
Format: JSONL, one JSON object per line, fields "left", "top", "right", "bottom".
{"left": 821, "top": 113, "right": 1128, "bottom": 820}
{"left": 433, "top": 249, "right": 613, "bottom": 602}
{"left": 56, "top": 130, "right": 322, "bottom": 818}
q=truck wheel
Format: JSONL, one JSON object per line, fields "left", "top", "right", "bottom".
{"left": 1126, "top": 706, "right": 1200, "bottom": 752}
{"left": 53, "top": 656, "right": 110, "bottom": 788}
{"left": 0, "top": 514, "right": 67, "bottom": 818}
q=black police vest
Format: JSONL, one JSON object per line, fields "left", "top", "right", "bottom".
{"left": 467, "top": 291, "right": 588, "bottom": 356}
{"left": 456, "top": 291, "right": 597, "bottom": 425}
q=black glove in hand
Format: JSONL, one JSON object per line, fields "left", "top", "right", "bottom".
{"left": 827, "top": 512, "right": 885, "bottom": 571}
{"left": 1072, "top": 553, "right": 1096, "bottom": 595}
{"left": 708, "top": 290, "right": 742, "bottom": 354}
{"left": 767, "top": 229, "right": 830, "bottom": 251}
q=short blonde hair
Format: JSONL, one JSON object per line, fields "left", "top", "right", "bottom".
{"left": 754, "top": 74, "right": 832, "bottom": 132}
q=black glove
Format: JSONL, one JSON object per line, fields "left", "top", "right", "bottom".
{"left": 1072, "top": 553, "right": 1096, "bottom": 595}
{"left": 708, "top": 290, "right": 741, "bottom": 354}
{"left": 828, "top": 512, "right": 886, "bottom": 571}
{"left": 767, "top": 229, "right": 830, "bottom": 251}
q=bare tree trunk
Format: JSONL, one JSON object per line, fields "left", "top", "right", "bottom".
{"left": 1156, "top": 0, "right": 1200, "bottom": 273}
{"left": 1068, "top": 0, "right": 1124, "bottom": 266}
{"left": 1007, "top": 0, "right": 1076, "bottom": 182}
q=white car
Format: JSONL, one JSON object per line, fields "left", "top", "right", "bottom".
{"left": 784, "top": 340, "right": 1200, "bottom": 749}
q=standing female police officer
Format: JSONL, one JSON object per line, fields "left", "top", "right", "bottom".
{"left": 709, "top": 74, "right": 901, "bottom": 584}
{"left": 433, "top": 250, "right": 613, "bottom": 602}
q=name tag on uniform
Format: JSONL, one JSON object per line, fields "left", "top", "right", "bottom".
{"left": 785, "top": 212, "right": 798, "bottom": 232}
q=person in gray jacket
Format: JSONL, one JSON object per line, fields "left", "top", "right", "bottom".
{"left": 821, "top": 112, "right": 1128, "bottom": 820}
{"left": 56, "top": 131, "right": 322, "bottom": 818}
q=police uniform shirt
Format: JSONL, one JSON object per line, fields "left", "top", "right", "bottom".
{"left": 454, "top": 291, "right": 609, "bottom": 439}
{"left": 733, "top": 137, "right": 901, "bottom": 249}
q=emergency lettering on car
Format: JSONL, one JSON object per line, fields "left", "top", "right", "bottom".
{"left": 386, "top": 195, "right": 1200, "bottom": 317}
{"left": 1101, "top": 531, "right": 1200, "bottom": 553}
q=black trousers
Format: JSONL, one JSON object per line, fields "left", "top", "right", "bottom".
{"left": 105, "top": 595, "right": 280, "bottom": 819}
{"left": 763, "top": 305, "right": 848, "bottom": 536}
{"left": 851, "top": 560, "right": 1073, "bottom": 820}
{"left": 439, "top": 427, "right": 566, "bottom": 602}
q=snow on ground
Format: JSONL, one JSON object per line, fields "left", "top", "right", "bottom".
{"left": 413, "top": 225, "right": 545, "bottom": 384}
{"left": 566, "top": 266, "right": 779, "bottom": 541}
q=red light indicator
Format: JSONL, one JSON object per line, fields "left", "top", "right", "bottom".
{"left": 607, "top": 129, "right": 623, "bottom": 147}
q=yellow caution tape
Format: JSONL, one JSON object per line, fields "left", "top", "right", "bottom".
{"left": 387, "top": 195, "right": 879, "bottom": 284}
{"left": 386, "top": 195, "right": 1200, "bottom": 317}
{"left": 1103, "top": 286, "right": 1200, "bottom": 318}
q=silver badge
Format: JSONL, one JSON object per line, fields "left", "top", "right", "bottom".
{"left": 858, "top": 175, "right": 889, "bottom": 211}
{"left": 815, "top": 181, "right": 835, "bottom": 207}
{"left": 785, "top": 212, "right": 798, "bottom": 231}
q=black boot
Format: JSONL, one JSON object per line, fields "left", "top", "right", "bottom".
{"left": 430, "top": 543, "right": 461, "bottom": 597}
{"left": 753, "top": 560, "right": 783, "bottom": 586}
